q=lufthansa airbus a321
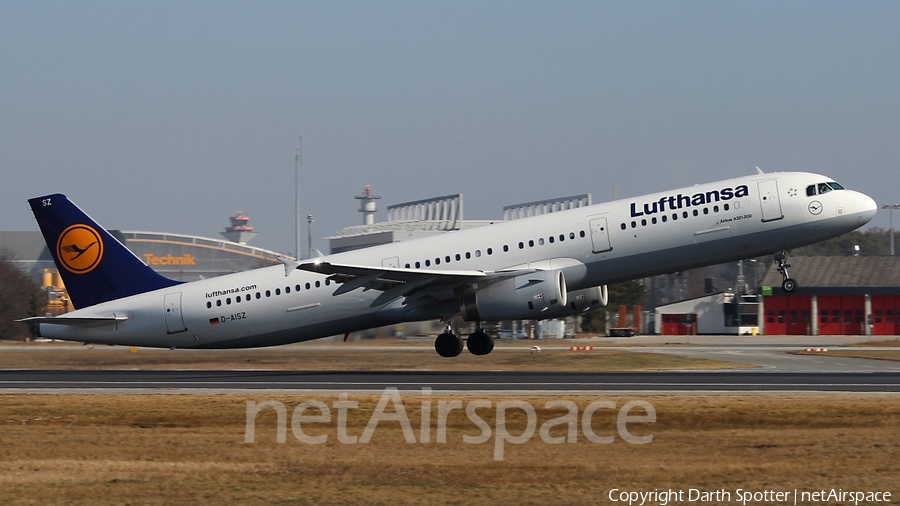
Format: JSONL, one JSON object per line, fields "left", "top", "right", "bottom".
{"left": 21, "top": 170, "right": 877, "bottom": 357}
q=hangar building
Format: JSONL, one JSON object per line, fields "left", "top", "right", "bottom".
{"left": 759, "top": 256, "right": 900, "bottom": 336}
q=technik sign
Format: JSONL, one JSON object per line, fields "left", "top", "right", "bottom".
{"left": 629, "top": 185, "right": 749, "bottom": 218}
{"left": 143, "top": 253, "right": 197, "bottom": 266}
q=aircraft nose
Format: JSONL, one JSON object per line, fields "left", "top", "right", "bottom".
{"left": 856, "top": 192, "right": 877, "bottom": 225}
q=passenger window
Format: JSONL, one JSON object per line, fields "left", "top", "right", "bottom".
{"left": 435, "top": 258, "right": 440, "bottom": 265}
{"left": 683, "top": 211, "right": 688, "bottom": 218}
{"left": 207, "top": 301, "right": 212, "bottom": 309}
{"left": 487, "top": 248, "right": 492, "bottom": 255}
{"left": 266, "top": 290, "right": 271, "bottom": 297}
{"left": 806, "top": 185, "right": 816, "bottom": 197}
{"left": 325, "top": 279, "right": 330, "bottom": 286}
{"left": 549, "top": 236, "right": 555, "bottom": 242}
{"left": 285, "top": 286, "right": 290, "bottom": 294}
{"left": 315, "top": 281, "right": 320, "bottom": 288}
{"left": 713, "top": 205, "right": 718, "bottom": 212}
{"left": 236, "top": 296, "right": 241, "bottom": 303}
{"left": 641, "top": 219, "right": 647, "bottom": 226}
{"left": 226, "top": 298, "right": 232, "bottom": 305}
{"left": 539, "top": 238, "right": 544, "bottom": 245}
{"left": 651, "top": 217, "right": 657, "bottom": 224}
{"left": 723, "top": 204, "right": 729, "bottom": 211}
{"left": 662, "top": 215, "right": 667, "bottom": 223}
{"left": 529, "top": 240, "right": 534, "bottom": 247}
{"left": 703, "top": 208, "right": 709, "bottom": 215}
{"left": 621, "top": 223, "right": 627, "bottom": 230}
{"left": 692, "top": 210, "right": 699, "bottom": 217}
{"left": 518, "top": 242, "right": 524, "bottom": 249}
{"left": 256, "top": 292, "right": 261, "bottom": 299}
{"left": 415, "top": 261, "right": 421, "bottom": 268}
{"left": 275, "top": 289, "right": 281, "bottom": 295}
{"left": 579, "top": 231, "right": 585, "bottom": 237}
{"left": 569, "top": 232, "right": 575, "bottom": 239}
{"left": 503, "top": 245, "right": 509, "bottom": 252}
{"left": 216, "top": 300, "right": 222, "bottom": 307}
{"left": 305, "top": 283, "right": 310, "bottom": 290}
{"left": 466, "top": 252, "right": 471, "bottom": 259}
{"left": 405, "top": 263, "right": 410, "bottom": 268}
{"left": 475, "top": 250, "right": 481, "bottom": 257}
{"left": 446, "top": 256, "right": 451, "bottom": 262}
{"left": 672, "top": 213, "right": 677, "bottom": 220}
{"left": 425, "top": 260, "right": 431, "bottom": 266}
{"left": 631, "top": 221, "right": 636, "bottom": 228}
{"left": 559, "top": 234, "right": 565, "bottom": 241}
{"left": 456, "top": 254, "right": 461, "bottom": 260}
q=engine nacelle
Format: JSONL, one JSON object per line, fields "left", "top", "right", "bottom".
{"left": 460, "top": 270, "right": 567, "bottom": 321}
{"left": 536, "top": 285, "right": 608, "bottom": 319}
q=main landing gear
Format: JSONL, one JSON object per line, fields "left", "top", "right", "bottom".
{"left": 774, "top": 250, "right": 798, "bottom": 293}
{"left": 434, "top": 325, "right": 495, "bottom": 357}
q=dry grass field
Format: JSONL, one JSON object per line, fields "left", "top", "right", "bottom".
{"left": 0, "top": 346, "right": 752, "bottom": 371}
{"left": 1, "top": 394, "right": 898, "bottom": 505}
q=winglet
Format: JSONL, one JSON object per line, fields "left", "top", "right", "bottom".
{"left": 28, "top": 194, "right": 181, "bottom": 309}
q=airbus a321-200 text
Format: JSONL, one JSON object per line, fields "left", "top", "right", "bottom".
{"left": 22, "top": 169, "right": 877, "bottom": 357}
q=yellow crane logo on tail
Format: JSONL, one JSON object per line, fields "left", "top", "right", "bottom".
{"left": 56, "top": 224, "right": 104, "bottom": 274}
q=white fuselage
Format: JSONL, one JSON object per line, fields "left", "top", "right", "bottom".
{"left": 42, "top": 172, "right": 877, "bottom": 348}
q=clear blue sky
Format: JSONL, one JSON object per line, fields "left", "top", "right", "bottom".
{"left": 2, "top": 1, "right": 898, "bottom": 256}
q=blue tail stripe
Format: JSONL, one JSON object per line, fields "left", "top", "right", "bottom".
{"left": 29, "top": 194, "right": 182, "bottom": 309}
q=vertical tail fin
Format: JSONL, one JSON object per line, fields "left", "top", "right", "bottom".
{"left": 28, "top": 194, "right": 181, "bottom": 309}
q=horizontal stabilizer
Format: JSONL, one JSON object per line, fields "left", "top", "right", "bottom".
{"left": 17, "top": 315, "right": 128, "bottom": 328}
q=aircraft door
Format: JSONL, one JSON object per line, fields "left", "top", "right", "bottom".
{"left": 164, "top": 292, "right": 187, "bottom": 334}
{"left": 589, "top": 217, "right": 612, "bottom": 253}
{"left": 382, "top": 256, "right": 399, "bottom": 268}
{"left": 757, "top": 180, "right": 784, "bottom": 222}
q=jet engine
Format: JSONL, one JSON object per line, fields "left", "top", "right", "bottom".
{"left": 537, "top": 285, "right": 608, "bottom": 319}
{"left": 460, "top": 270, "right": 567, "bottom": 321}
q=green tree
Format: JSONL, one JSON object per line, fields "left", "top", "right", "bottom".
{"left": 793, "top": 228, "right": 890, "bottom": 256}
{"left": 580, "top": 279, "right": 646, "bottom": 333}
{"left": 0, "top": 250, "right": 46, "bottom": 340}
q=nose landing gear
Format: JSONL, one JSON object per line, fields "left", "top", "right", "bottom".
{"left": 774, "top": 250, "right": 798, "bottom": 293}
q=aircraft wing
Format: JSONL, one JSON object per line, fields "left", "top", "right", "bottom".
{"left": 297, "top": 260, "right": 534, "bottom": 307}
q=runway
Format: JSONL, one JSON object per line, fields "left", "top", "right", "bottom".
{"left": 2, "top": 370, "right": 900, "bottom": 393}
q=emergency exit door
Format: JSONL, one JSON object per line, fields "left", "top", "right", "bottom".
{"left": 589, "top": 217, "right": 612, "bottom": 253}
{"left": 164, "top": 292, "right": 187, "bottom": 334}
{"left": 757, "top": 179, "right": 784, "bottom": 222}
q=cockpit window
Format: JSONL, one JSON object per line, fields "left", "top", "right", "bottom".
{"left": 827, "top": 182, "right": 845, "bottom": 190}
{"left": 818, "top": 183, "right": 832, "bottom": 195}
{"left": 806, "top": 185, "right": 816, "bottom": 197}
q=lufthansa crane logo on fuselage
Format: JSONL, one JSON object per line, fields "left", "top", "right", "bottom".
{"left": 56, "top": 224, "right": 104, "bottom": 274}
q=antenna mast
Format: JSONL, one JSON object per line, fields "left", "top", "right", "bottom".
{"left": 295, "top": 135, "right": 302, "bottom": 259}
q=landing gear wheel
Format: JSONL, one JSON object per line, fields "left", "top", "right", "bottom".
{"left": 466, "top": 330, "right": 494, "bottom": 356}
{"left": 435, "top": 331, "right": 464, "bottom": 358}
{"left": 774, "top": 250, "right": 797, "bottom": 294}
{"left": 782, "top": 278, "right": 798, "bottom": 293}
